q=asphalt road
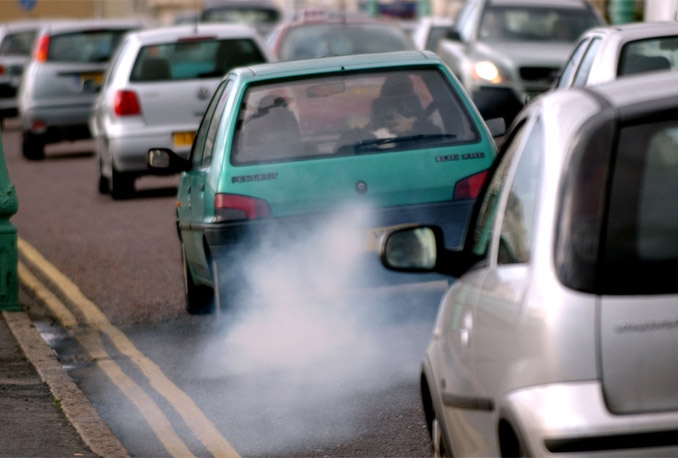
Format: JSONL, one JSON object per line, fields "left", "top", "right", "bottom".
{"left": 3, "top": 119, "right": 446, "bottom": 457}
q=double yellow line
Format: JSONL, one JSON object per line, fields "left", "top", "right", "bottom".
{"left": 18, "top": 238, "right": 239, "bottom": 458}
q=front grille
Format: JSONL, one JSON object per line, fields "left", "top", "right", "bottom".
{"left": 520, "top": 66, "right": 559, "bottom": 83}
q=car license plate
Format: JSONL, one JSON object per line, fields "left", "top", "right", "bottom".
{"left": 79, "top": 73, "right": 103, "bottom": 85}
{"left": 173, "top": 131, "right": 195, "bottom": 147}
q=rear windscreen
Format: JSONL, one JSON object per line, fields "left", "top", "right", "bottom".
{"left": 0, "top": 30, "right": 37, "bottom": 56}
{"left": 201, "top": 7, "right": 280, "bottom": 25}
{"left": 602, "top": 117, "right": 678, "bottom": 294}
{"left": 129, "top": 39, "right": 265, "bottom": 82}
{"left": 47, "top": 29, "right": 132, "bottom": 63}
{"left": 231, "top": 69, "right": 480, "bottom": 164}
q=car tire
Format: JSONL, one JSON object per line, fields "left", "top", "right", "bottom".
{"left": 22, "top": 131, "right": 45, "bottom": 161}
{"left": 181, "top": 243, "right": 214, "bottom": 315}
{"left": 110, "top": 166, "right": 134, "bottom": 200}
{"left": 98, "top": 159, "right": 110, "bottom": 194}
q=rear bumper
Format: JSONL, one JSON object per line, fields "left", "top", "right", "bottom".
{"left": 504, "top": 381, "right": 678, "bottom": 456}
{"left": 20, "top": 102, "right": 93, "bottom": 133}
{"left": 106, "top": 130, "right": 191, "bottom": 173}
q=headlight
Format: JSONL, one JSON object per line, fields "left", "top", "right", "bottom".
{"left": 472, "top": 60, "right": 507, "bottom": 84}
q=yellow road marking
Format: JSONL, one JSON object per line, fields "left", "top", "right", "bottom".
{"left": 18, "top": 238, "right": 240, "bottom": 458}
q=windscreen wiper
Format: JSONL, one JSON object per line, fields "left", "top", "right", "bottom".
{"left": 354, "top": 133, "right": 457, "bottom": 152}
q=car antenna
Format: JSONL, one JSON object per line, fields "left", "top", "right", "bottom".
{"left": 194, "top": 0, "right": 199, "bottom": 33}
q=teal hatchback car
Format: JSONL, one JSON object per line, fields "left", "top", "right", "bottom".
{"left": 148, "top": 50, "right": 502, "bottom": 314}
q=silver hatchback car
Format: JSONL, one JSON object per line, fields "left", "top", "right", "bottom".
{"left": 90, "top": 23, "right": 270, "bottom": 199}
{"left": 17, "top": 19, "right": 142, "bottom": 160}
{"left": 379, "top": 70, "right": 678, "bottom": 457}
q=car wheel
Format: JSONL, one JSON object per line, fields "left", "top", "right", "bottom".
{"left": 98, "top": 159, "right": 110, "bottom": 194}
{"left": 182, "top": 242, "right": 214, "bottom": 315}
{"left": 22, "top": 131, "right": 45, "bottom": 161}
{"left": 110, "top": 166, "right": 134, "bottom": 200}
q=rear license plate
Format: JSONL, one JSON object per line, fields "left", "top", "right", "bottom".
{"left": 79, "top": 73, "right": 103, "bottom": 85}
{"left": 173, "top": 131, "right": 195, "bottom": 147}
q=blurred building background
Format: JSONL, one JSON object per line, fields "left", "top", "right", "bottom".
{"left": 0, "top": 0, "right": 663, "bottom": 27}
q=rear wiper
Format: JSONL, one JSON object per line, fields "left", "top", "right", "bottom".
{"left": 355, "top": 134, "right": 457, "bottom": 151}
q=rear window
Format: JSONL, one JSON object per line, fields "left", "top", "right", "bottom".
{"left": 618, "top": 36, "right": 678, "bottom": 76}
{"left": 602, "top": 117, "right": 678, "bottom": 294}
{"left": 0, "top": 30, "right": 37, "bottom": 56}
{"left": 277, "top": 23, "right": 413, "bottom": 61}
{"left": 231, "top": 69, "right": 479, "bottom": 165}
{"left": 130, "top": 38, "right": 265, "bottom": 82}
{"left": 201, "top": 7, "right": 281, "bottom": 25}
{"left": 47, "top": 29, "right": 131, "bottom": 63}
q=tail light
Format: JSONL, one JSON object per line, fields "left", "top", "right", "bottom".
{"left": 33, "top": 35, "right": 49, "bottom": 62}
{"left": 113, "top": 90, "right": 141, "bottom": 116}
{"left": 453, "top": 170, "right": 488, "bottom": 200}
{"left": 214, "top": 194, "right": 272, "bottom": 221}
{"left": 0, "top": 65, "right": 4, "bottom": 75}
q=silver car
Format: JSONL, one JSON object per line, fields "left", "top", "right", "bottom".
{"left": 0, "top": 20, "right": 57, "bottom": 127}
{"left": 379, "top": 70, "right": 678, "bottom": 457}
{"left": 90, "top": 23, "right": 271, "bottom": 199}
{"left": 17, "top": 19, "right": 142, "bottom": 160}
{"left": 555, "top": 21, "right": 678, "bottom": 90}
{"left": 437, "top": 0, "right": 604, "bottom": 126}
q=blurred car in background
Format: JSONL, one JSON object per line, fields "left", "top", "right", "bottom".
{"left": 554, "top": 21, "right": 678, "bottom": 90}
{"left": 147, "top": 50, "right": 503, "bottom": 314}
{"left": 200, "top": 0, "right": 282, "bottom": 37}
{"left": 379, "top": 70, "right": 678, "bottom": 457}
{"left": 266, "top": 9, "right": 414, "bottom": 61}
{"left": 437, "top": 0, "right": 604, "bottom": 126}
{"left": 411, "top": 16, "right": 454, "bottom": 52}
{"left": 17, "top": 19, "right": 142, "bottom": 160}
{"left": 172, "top": 10, "right": 200, "bottom": 26}
{"left": 90, "top": 23, "right": 270, "bottom": 200}
{"left": 0, "top": 20, "right": 55, "bottom": 127}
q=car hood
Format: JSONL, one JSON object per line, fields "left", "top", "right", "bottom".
{"left": 472, "top": 40, "right": 575, "bottom": 69}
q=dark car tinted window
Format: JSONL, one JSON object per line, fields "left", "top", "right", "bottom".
{"left": 201, "top": 7, "right": 280, "bottom": 25}
{"left": 47, "top": 29, "right": 131, "bottom": 63}
{"left": 277, "top": 23, "right": 412, "bottom": 61}
{"left": 130, "top": 39, "right": 265, "bottom": 82}
{"left": 602, "top": 118, "right": 678, "bottom": 294}
{"left": 618, "top": 36, "right": 678, "bottom": 76}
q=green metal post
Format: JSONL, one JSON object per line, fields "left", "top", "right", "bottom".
{"left": 0, "top": 128, "right": 19, "bottom": 311}
{"left": 417, "top": 0, "right": 431, "bottom": 18}
{"left": 608, "top": 0, "right": 637, "bottom": 24}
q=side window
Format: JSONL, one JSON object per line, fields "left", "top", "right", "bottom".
{"left": 496, "top": 120, "right": 543, "bottom": 264}
{"left": 201, "top": 80, "right": 233, "bottom": 167}
{"left": 555, "top": 38, "right": 590, "bottom": 89}
{"left": 572, "top": 37, "right": 601, "bottom": 88}
{"left": 190, "top": 79, "right": 231, "bottom": 167}
{"left": 472, "top": 120, "right": 528, "bottom": 257}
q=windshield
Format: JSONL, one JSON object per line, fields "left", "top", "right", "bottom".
{"left": 278, "top": 23, "right": 413, "bottom": 61}
{"left": 231, "top": 69, "right": 479, "bottom": 164}
{"left": 130, "top": 39, "right": 265, "bottom": 82}
{"left": 0, "top": 30, "right": 37, "bottom": 56}
{"left": 478, "top": 6, "right": 600, "bottom": 42}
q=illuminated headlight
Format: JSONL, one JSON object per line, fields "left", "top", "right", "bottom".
{"left": 472, "top": 60, "right": 506, "bottom": 84}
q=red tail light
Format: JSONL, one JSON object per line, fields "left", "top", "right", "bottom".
{"left": 33, "top": 35, "right": 49, "bottom": 62}
{"left": 0, "top": 65, "right": 4, "bottom": 75}
{"left": 453, "top": 170, "right": 488, "bottom": 200}
{"left": 214, "top": 194, "right": 272, "bottom": 221}
{"left": 113, "top": 90, "right": 141, "bottom": 116}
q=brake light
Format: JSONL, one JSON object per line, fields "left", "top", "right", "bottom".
{"left": 214, "top": 194, "right": 272, "bottom": 221}
{"left": 33, "top": 35, "right": 49, "bottom": 62}
{"left": 0, "top": 65, "right": 4, "bottom": 75}
{"left": 453, "top": 170, "right": 488, "bottom": 200}
{"left": 177, "top": 36, "right": 216, "bottom": 42}
{"left": 113, "top": 90, "right": 141, "bottom": 116}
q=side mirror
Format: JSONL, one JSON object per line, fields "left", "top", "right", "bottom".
{"left": 379, "top": 226, "right": 440, "bottom": 272}
{"left": 147, "top": 148, "right": 191, "bottom": 172}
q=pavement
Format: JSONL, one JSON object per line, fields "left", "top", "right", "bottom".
{"left": 0, "top": 286, "right": 129, "bottom": 458}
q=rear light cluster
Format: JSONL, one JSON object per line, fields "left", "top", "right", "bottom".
{"left": 453, "top": 170, "right": 487, "bottom": 200}
{"left": 33, "top": 35, "right": 50, "bottom": 62}
{"left": 0, "top": 65, "right": 4, "bottom": 75}
{"left": 113, "top": 90, "right": 141, "bottom": 116}
{"left": 214, "top": 194, "right": 272, "bottom": 221}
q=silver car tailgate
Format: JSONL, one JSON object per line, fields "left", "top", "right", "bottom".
{"left": 133, "top": 79, "right": 218, "bottom": 127}
{"left": 600, "top": 295, "right": 678, "bottom": 414}
{"left": 30, "top": 62, "right": 106, "bottom": 104}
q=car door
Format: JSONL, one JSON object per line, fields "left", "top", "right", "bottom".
{"left": 180, "top": 78, "right": 232, "bottom": 283}
{"left": 448, "top": 117, "right": 543, "bottom": 456}
{"left": 440, "top": 118, "right": 535, "bottom": 457}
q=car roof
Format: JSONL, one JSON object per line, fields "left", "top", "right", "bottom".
{"left": 281, "top": 10, "right": 400, "bottom": 28}
{"left": 203, "top": 0, "right": 280, "bottom": 11}
{"left": 127, "top": 23, "right": 261, "bottom": 44}
{"left": 232, "top": 50, "right": 441, "bottom": 80}
{"left": 582, "top": 21, "right": 678, "bottom": 40}
{"left": 586, "top": 70, "right": 678, "bottom": 113}
{"left": 485, "top": 0, "right": 593, "bottom": 8}
{"left": 38, "top": 18, "right": 144, "bottom": 34}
